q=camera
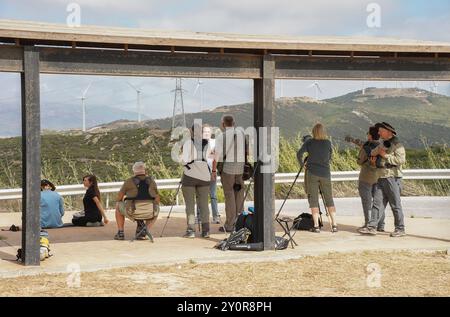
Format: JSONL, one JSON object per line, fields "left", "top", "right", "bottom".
{"left": 302, "top": 135, "right": 312, "bottom": 143}
{"left": 233, "top": 183, "right": 242, "bottom": 192}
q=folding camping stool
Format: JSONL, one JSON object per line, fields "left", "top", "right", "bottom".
{"left": 132, "top": 219, "right": 154, "bottom": 243}
{"left": 123, "top": 200, "right": 159, "bottom": 243}
{"left": 275, "top": 216, "right": 298, "bottom": 249}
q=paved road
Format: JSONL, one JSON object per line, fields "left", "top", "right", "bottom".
{"left": 156, "top": 196, "right": 450, "bottom": 219}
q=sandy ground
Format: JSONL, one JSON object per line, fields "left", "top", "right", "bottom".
{"left": 0, "top": 250, "right": 448, "bottom": 297}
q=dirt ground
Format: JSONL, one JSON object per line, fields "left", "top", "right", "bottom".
{"left": 1, "top": 250, "right": 449, "bottom": 297}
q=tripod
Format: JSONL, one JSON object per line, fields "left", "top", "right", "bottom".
{"left": 274, "top": 161, "right": 306, "bottom": 248}
{"left": 318, "top": 184, "right": 334, "bottom": 232}
{"left": 160, "top": 179, "right": 182, "bottom": 237}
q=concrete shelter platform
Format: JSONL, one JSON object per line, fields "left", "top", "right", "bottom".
{"left": 0, "top": 197, "right": 449, "bottom": 278}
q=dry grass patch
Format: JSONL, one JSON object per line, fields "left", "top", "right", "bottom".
{"left": 0, "top": 250, "right": 449, "bottom": 297}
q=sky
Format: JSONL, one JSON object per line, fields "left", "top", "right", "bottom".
{"left": 0, "top": 0, "right": 449, "bottom": 128}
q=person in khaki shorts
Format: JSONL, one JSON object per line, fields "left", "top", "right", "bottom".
{"left": 113, "top": 161, "right": 160, "bottom": 240}
{"left": 297, "top": 123, "right": 338, "bottom": 233}
{"left": 213, "top": 115, "right": 246, "bottom": 232}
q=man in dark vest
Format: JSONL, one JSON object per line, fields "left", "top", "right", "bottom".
{"left": 114, "top": 161, "right": 160, "bottom": 240}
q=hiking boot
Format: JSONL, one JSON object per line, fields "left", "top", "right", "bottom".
{"left": 212, "top": 216, "right": 221, "bottom": 224}
{"left": 114, "top": 231, "right": 125, "bottom": 240}
{"left": 310, "top": 227, "right": 320, "bottom": 233}
{"left": 390, "top": 230, "right": 406, "bottom": 237}
{"left": 183, "top": 229, "right": 195, "bottom": 238}
{"left": 358, "top": 227, "right": 377, "bottom": 235}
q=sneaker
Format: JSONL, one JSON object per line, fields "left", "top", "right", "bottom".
{"left": 212, "top": 216, "right": 221, "bottom": 224}
{"left": 183, "top": 230, "right": 195, "bottom": 238}
{"left": 377, "top": 228, "right": 385, "bottom": 232}
{"left": 358, "top": 227, "right": 377, "bottom": 235}
{"left": 390, "top": 230, "right": 406, "bottom": 237}
{"left": 201, "top": 231, "right": 210, "bottom": 238}
{"left": 114, "top": 231, "right": 125, "bottom": 240}
{"left": 331, "top": 225, "right": 338, "bottom": 233}
{"left": 310, "top": 227, "right": 320, "bottom": 233}
{"left": 86, "top": 221, "right": 103, "bottom": 227}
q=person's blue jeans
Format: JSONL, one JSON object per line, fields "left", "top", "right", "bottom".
{"left": 197, "top": 180, "right": 219, "bottom": 219}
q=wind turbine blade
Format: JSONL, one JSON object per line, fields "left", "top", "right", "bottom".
{"left": 82, "top": 81, "right": 93, "bottom": 98}
{"left": 126, "top": 81, "right": 139, "bottom": 92}
{"left": 316, "top": 83, "right": 323, "bottom": 94}
{"left": 193, "top": 83, "right": 200, "bottom": 96}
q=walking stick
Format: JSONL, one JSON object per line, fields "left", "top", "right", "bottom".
{"left": 160, "top": 179, "right": 182, "bottom": 237}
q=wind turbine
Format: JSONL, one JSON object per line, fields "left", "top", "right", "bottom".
{"left": 279, "top": 80, "right": 284, "bottom": 98}
{"left": 193, "top": 78, "right": 204, "bottom": 112}
{"left": 127, "top": 81, "right": 143, "bottom": 122}
{"left": 80, "top": 81, "right": 93, "bottom": 132}
{"left": 431, "top": 81, "right": 439, "bottom": 94}
{"left": 308, "top": 81, "right": 322, "bottom": 100}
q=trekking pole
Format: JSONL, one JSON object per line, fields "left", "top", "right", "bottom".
{"left": 160, "top": 179, "right": 183, "bottom": 237}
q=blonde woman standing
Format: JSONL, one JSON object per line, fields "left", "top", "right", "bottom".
{"left": 297, "top": 123, "right": 338, "bottom": 233}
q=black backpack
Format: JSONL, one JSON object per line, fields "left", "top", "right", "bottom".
{"left": 235, "top": 213, "right": 255, "bottom": 243}
{"left": 293, "top": 213, "right": 314, "bottom": 231}
{"left": 130, "top": 176, "right": 155, "bottom": 200}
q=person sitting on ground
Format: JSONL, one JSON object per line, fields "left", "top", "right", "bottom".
{"left": 72, "top": 174, "right": 109, "bottom": 227}
{"left": 40, "top": 179, "right": 65, "bottom": 229}
{"left": 114, "top": 161, "right": 160, "bottom": 240}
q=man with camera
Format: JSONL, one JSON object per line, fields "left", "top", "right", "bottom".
{"left": 359, "top": 122, "right": 406, "bottom": 237}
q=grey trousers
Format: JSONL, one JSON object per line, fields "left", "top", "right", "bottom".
{"left": 220, "top": 172, "right": 244, "bottom": 231}
{"left": 358, "top": 181, "right": 376, "bottom": 227}
{"left": 368, "top": 177, "right": 404, "bottom": 231}
{"left": 182, "top": 185, "right": 210, "bottom": 231}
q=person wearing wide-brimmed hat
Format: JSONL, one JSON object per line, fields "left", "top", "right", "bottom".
{"left": 40, "top": 179, "right": 65, "bottom": 228}
{"left": 359, "top": 122, "right": 407, "bottom": 237}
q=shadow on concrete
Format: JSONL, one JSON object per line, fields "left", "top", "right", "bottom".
{"left": 0, "top": 217, "right": 227, "bottom": 246}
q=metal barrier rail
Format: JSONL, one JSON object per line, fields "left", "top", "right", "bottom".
{"left": 1, "top": 169, "right": 449, "bottom": 201}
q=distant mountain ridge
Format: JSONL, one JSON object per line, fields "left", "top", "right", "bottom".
{"left": 92, "top": 88, "right": 449, "bottom": 148}
{"left": 1, "top": 88, "right": 449, "bottom": 148}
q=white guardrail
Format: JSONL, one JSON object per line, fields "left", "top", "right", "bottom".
{"left": 0, "top": 169, "right": 449, "bottom": 202}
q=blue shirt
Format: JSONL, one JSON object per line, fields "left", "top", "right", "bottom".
{"left": 40, "top": 190, "right": 65, "bottom": 228}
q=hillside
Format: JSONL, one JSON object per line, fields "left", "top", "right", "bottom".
{"left": 93, "top": 88, "right": 450, "bottom": 148}
{"left": 0, "top": 102, "right": 149, "bottom": 137}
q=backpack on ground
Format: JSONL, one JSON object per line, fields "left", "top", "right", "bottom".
{"left": 215, "top": 228, "right": 251, "bottom": 251}
{"left": 293, "top": 212, "right": 314, "bottom": 231}
{"left": 274, "top": 236, "right": 289, "bottom": 250}
{"left": 234, "top": 213, "right": 255, "bottom": 243}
